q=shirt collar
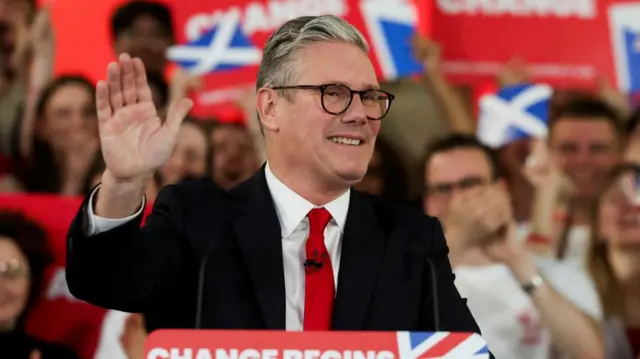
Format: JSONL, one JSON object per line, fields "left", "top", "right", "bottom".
{"left": 264, "top": 162, "right": 350, "bottom": 238}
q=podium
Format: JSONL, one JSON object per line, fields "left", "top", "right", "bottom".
{"left": 145, "top": 330, "right": 490, "bottom": 359}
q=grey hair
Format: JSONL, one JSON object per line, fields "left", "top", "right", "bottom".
{"left": 256, "top": 15, "right": 369, "bottom": 91}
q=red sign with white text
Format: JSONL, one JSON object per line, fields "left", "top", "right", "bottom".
{"left": 169, "top": 0, "right": 428, "bottom": 118}
{"left": 431, "top": 0, "right": 637, "bottom": 91}
{"left": 144, "top": 330, "right": 490, "bottom": 358}
{"left": 42, "top": 0, "right": 638, "bottom": 120}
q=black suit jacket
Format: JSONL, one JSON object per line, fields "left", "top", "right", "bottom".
{"left": 66, "top": 168, "right": 482, "bottom": 335}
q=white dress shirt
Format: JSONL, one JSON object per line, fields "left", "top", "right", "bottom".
{"left": 85, "top": 163, "right": 350, "bottom": 331}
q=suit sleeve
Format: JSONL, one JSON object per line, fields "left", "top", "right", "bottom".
{"left": 421, "top": 217, "right": 483, "bottom": 332}
{"left": 66, "top": 184, "right": 186, "bottom": 313}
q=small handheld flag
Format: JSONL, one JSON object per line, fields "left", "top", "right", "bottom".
{"left": 477, "top": 83, "right": 552, "bottom": 148}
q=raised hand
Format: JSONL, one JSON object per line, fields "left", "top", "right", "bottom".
{"left": 30, "top": 349, "right": 41, "bottom": 359}
{"left": 97, "top": 54, "right": 193, "bottom": 182}
{"left": 410, "top": 34, "right": 442, "bottom": 72}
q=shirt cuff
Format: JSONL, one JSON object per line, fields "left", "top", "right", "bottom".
{"left": 85, "top": 184, "right": 146, "bottom": 236}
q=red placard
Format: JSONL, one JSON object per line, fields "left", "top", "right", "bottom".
{"left": 144, "top": 330, "right": 490, "bottom": 358}
{"left": 170, "top": 0, "right": 428, "bottom": 118}
{"left": 431, "top": 0, "right": 622, "bottom": 89}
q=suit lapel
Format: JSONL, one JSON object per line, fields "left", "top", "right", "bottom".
{"left": 332, "top": 191, "right": 386, "bottom": 329}
{"left": 231, "top": 168, "right": 286, "bottom": 329}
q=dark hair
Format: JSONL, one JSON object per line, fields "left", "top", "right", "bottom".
{"left": 625, "top": 107, "right": 640, "bottom": 137}
{"left": 373, "top": 137, "right": 409, "bottom": 202}
{"left": 422, "top": 133, "right": 503, "bottom": 186}
{"left": 0, "top": 211, "right": 54, "bottom": 327}
{"left": 15, "top": 75, "right": 95, "bottom": 193}
{"left": 550, "top": 97, "right": 623, "bottom": 138}
{"left": 146, "top": 70, "right": 169, "bottom": 108}
{"left": 111, "top": 1, "right": 174, "bottom": 41}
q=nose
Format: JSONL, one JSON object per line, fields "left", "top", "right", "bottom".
{"left": 341, "top": 94, "right": 368, "bottom": 126}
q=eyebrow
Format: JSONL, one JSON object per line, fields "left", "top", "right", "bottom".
{"left": 324, "top": 81, "right": 380, "bottom": 90}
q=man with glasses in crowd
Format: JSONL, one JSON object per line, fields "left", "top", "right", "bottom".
{"left": 65, "top": 15, "right": 484, "bottom": 336}
{"left": 421, "top": 133, "right": 604, "bottom": 359}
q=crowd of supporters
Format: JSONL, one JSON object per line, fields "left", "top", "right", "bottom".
{"left": 0, "top": 1, "right": 639, "bottom": 359}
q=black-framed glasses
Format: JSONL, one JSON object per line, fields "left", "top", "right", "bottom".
{"left": 271, "top": 84, "right": 395, "bottom": 120}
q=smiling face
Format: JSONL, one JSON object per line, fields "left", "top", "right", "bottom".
{"left": 259, "top": 41, "right": 381, "bottom": 192}
{"left": 0, "top": 237, "right": 29, "bottom": 330}
{"left": 549, "top": 117, "right": 620, "bottom": 200}
{"left": 598, "top": 171, "right": 640, "bottom": 247}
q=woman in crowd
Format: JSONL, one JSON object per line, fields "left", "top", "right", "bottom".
{"left": 0, "top": 75, "right": 100, "bottom": 195}
{"left": 0, "top": 211, "right": 80, "bottom": 359}
{"left": 587, "top": 163, "right": 640, "bottom": 359}
{"left": 156, "top": 116, "right": 210, "bottom": 188}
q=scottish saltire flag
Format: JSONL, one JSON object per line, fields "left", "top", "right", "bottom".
{"left": 360, "top": 0, "right": 423, "bottom": 80}
{"left": 608, "top": 3, "right": 640, "bottom": 93}
{"left": 476, "top": 84, "right": 552, "bottom": 148}
{"left": 397, "top": 331, "right": 490, "bottom": 359}
{"left": 166, "top": 10, "right": 262, "bottom": 76}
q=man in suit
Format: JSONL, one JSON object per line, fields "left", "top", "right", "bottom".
{"left": 66, "top": 15, "right": 483, "bottom": 335}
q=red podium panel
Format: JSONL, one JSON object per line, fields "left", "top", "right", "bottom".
{"left": 144, "top": 330, "right": 490, "bottom": 359}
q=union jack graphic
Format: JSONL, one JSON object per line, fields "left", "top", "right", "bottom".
{"left": 396, "top": 332, "right": 490, "bottom": 359}
{"left": 608, "top": 3, "right": 640, "bottom": 93}
{"left": 360, "top": 0, "right": 423, "bottom": 80}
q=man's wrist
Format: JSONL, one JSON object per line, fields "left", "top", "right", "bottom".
{"left": 95, "top": 170, "right": 150, "bottom": 218}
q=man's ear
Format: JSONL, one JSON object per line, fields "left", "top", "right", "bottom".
{"left": 256, "top": 88, "right": 281, "bottom": 133}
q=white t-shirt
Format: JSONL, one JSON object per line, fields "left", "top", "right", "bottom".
{"left": 454, "top": 259, "right": 602, "bottom": 359}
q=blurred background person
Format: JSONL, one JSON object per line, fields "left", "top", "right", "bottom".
{"left": 586, "top": 164, "right": 640, "bottom": 359}
{"left": 110, "top": 0, "right": 173, "bottom": 74}
{"left": 422, "top": 133, "right": 604, "bottom": 359}
{"left": 156, "top": 117, "right": 210, "bottom": 187}
{"left": 208, "top": 122, "right": 258, "bottom": 190}
{"left": 0, "top": 75, "right": 99, "bottom": 195}
{"left": 0, "top": 211, "right": 80, "bottom": 359}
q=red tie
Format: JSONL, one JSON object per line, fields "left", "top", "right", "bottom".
{"left": 303, "top": 208, "right": 334, "bottom": 330}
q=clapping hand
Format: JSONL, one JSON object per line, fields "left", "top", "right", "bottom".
{"left": 98, "top": 54, "right": 193, "bottom": 183}
{"left": 445, "top": 185, "right": 513, "bottom": 247}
